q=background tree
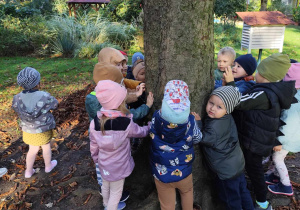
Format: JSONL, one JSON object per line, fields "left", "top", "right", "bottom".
{"left": 214, "top": 0, "right": 246, "bottom": 26}
{"left": 122, "top": 0, "right": 223, "bottom": 209}
{"left": 260, "top": 0, "right": 268, "bottom": 11}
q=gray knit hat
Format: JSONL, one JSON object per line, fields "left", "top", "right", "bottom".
{"left": 17, "top": 67, "right": 40, "bottom": 90}
{"left": 211, "top": 86, "right": 241, "bottom": 114}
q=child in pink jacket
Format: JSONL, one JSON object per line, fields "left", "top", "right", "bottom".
{"left": 89, "top": 80, "right": 150, "bottom": 210}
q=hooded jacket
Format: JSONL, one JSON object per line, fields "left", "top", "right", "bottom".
{"left": 89, "top": 113, "right": 150, "bottom": 182}
{"left": 12, "top": 90, "right": 58, "bottom": 133}
{"left": 233, "top": 81, "right": 296, "bottom": 156}
{"left": 149, "top": 111, "right": 202, "bottom": 183}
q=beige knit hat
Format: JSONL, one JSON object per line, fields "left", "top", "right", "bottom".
{"left": 97, "top": 47, "right": 126, "bottom": 65}
{"left": 257, "top": 53, "right": 291, "bottom": 82}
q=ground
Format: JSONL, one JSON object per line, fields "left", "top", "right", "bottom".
{"left": 1, "top": 85, "right": 300, "bottom": 210}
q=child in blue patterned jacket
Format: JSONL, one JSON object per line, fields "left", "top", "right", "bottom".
{"left": 149, "top": 80, "right": 202, "bottom": 210}
{"left": 12, "top": 67, "right": 58, "bottom": 178}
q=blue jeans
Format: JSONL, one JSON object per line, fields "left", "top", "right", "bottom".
{"left": 217, "top": 173, "right": 254, "bottom": 210}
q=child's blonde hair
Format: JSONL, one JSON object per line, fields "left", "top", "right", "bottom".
{"left": 218, "top": 47, "right": 236, "bottom": 61}
{"left": 100, "top": 100, "right": 130, "bottom": 134}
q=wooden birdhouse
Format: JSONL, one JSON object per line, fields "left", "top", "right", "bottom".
{"left": 236, "top": 11, "right": 295, "bottom": 54}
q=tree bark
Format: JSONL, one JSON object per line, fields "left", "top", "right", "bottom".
{"left": 260, "top": 0, "right": 268, "bottom": 11}
{"left": 126, "top": 0, "right": 223, "bottom": 209}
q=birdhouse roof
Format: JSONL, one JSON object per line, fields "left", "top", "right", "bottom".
{"left": 236, "top": 11, "right": 295, "bottom": 26}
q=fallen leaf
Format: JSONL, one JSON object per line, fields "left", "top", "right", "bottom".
{"left": 82, "top": 194, "right": 92, "bottom": 205}
{"left": 0, "top": 183, "right": 17, "bottom": 198}
{"left": 69, "top": 182, "right": 77, "bottom": 188}
{"left": 9, "top": 173, "right": 16, "bottom": 181}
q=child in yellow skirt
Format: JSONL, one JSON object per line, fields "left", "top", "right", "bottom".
{"left": 12, "top": 67, "right": 58, "bottom": 178}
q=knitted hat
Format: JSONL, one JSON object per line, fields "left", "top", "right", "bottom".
{"left": 17, "top": 67, "right": 40, "bottom": 90}
{"left": 283, "top": 63, "right": 300, "bottom": 88}
{"left": 211, "top": 86, "right": 241, "bottom": 114}
{"left": 98, "top": 47, "right": 126, "bottom": 64}
{"left": 93, "top": 63, "right": 123, "bottom": 84}
{"left": 132, "top": 52, "right": 144, "bottom": 66}
{"left": 235, "top": 54, "right": 257, "bottom": 76}
{"left": 95, "top": 80, "right": 127, "bottom": 110}
{"left": 132, "top": 62, "right": 145, "bottom": 79}
{"left": 257, "top": 53, "right": 291, "bottom": 82}
{"left": 161, "top": 80, "right": 190, "bottom": 124}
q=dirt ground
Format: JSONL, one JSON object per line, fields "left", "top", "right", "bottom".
{"left": 1, "top": 85, "right": 300, "bottom": 210}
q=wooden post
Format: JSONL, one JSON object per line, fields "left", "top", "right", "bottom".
{"left": 68, "top": 3, "right": 72, "bottom": 17}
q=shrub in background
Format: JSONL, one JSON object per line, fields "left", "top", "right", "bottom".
{"left": 47, "top": 13, "right": 137, "bottom": 58}
{"left": 293, "top": 6, "right": 300, "bottom": 23}
{"left": 102, "top": 0, "right": 142, "bottom": 23}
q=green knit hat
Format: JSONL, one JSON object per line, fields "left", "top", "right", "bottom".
{"left": 257, "top": 53, "right": 291, "bottom": 82}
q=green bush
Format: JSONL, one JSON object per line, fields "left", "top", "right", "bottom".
{"left": 214, "top": 0, "right": 246, "bottom": 25}
{"left": 268, "top": 0, "right": 293, "bottom": 15}
{"left": 293, "top": 6, "right": 300, "bottom": 23}
{"left": 47, "top": 13, "right": 137, "bottom": 57}
{"left": 102, "top": 0, "right": 142, "bottom": 23}
{"left": 214, "top": 23, "right": 242, "bottom": 51}
{"left": 0, "top": 15, "right": 51, "bottom": 56}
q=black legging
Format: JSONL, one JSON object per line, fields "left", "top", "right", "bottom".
{"left": 243, "top": 148, "right": 268, "bottom": 202}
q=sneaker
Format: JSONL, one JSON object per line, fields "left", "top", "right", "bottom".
{"left": 268, "top": 182, "right": 294, "bottom": 196}
{"left": 120, "top": 190, "right": 130, "bottom": 202}
{"left": 264, "top": 173, "right": 280, "bottom": 185}
{"left": 104, "top": 201, "right": 126, "bottom": 210}
{"left": 255, "top": 202, "right": 272, "bottom": 210}
{"left": 0, "top": 168, "right": 8, "bottom": 177}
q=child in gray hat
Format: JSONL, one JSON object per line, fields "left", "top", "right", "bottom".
{"left": 193, "top": 86, "right": 254, "bottom": 210}
{"left": 12, "top": 67, "right": 58, "bottom": 178}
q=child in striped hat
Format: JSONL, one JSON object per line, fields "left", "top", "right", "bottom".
{"left": 195, "top": 86, "right": 254, "bottom": 210}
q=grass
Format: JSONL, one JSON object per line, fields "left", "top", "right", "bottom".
{"left": 214, "top": 23, "right": 300, "bottom": 64}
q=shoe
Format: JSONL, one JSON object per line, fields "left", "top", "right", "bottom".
{"left": 0, "top": 168, "right": 8, "bottom": 177}
{"left": 264, "top": 173, "right": 280, "bottom": 185}
{"left": 104, "top": 201, "right": 126, "bottom": 210}
{"left": 268, "top": 182, "right": 293, "bottom": 196}
{"left": 255, "top": 202, "right": 272, "bottom": 210}
{"left": 120, "top": 190, "right": 130, "bottom": 202}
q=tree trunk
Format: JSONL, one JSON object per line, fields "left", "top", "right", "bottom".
{"left": 260, "top": 0, "right": 268, "bottom": 11}
{"left": 123, "top": 0, "right": 223, "bottom": 209}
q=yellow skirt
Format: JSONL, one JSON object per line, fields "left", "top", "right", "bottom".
{"left": 23, "top": 130, "right": 53, "bottom": 146}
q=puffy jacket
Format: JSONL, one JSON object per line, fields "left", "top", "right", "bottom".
{"left": 90, "top": 113, "right": 150, "bottom": 182}
{"left": 149, "top": 111, "right": 202, "bottom": 183}
{"left": 278, "top": 89, "right": 300, "bottom": 153}
{"left": 233, "top": 81, "right": 296, "bottom": 156}
{"left": 200, "top": 114, "right": 245, "bottom": 180}
{"left": 12, "top": 90, "right": 58, "bottom": 133}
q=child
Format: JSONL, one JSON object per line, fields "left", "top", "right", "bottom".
{"left": 215, "top": 54, "right": 257, "bottom": 94}
{"left": 149, "top": 80, "right": 202, "bottom": 210}
{"left": 266, "top": 63, "right": 300, "bottom": 196}
{"left": 132, "top": 62, "right": 145, "bottom": 83}
{"left": 98, "top": 47, "right": 145, "bottom": 104}
{"left": 119, "top": 50, "right": 128, "bottom": 78}
{"left": 197, "top": 86, "right": 253, "bottom": 210}
{"left": 85, "top": 63, "right": 153, "bottom": 202}
{"left": 12, "top": 67, "right": 58, "bottom": 178}
{"left": 214, "top": 47, "right": 236, "bottom": 80}
{"left": 89, "top": 80, "right": 150, "bottom": 210}
{"left": 224, "top": 53, "right": 296, "bottom": 210}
